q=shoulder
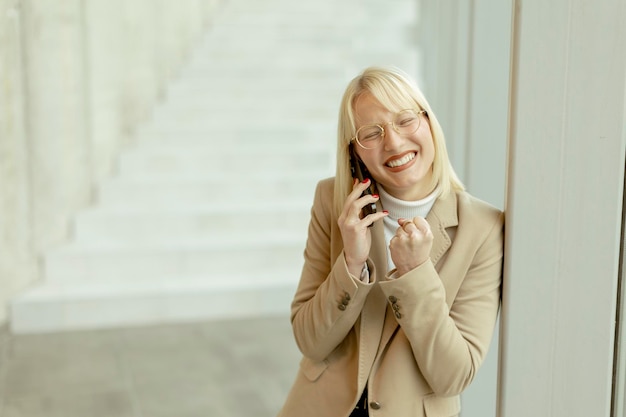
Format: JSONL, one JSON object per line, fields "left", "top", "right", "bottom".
{"left": 455, "top": 191, "right": 504, "bottom": 233}
{"left": 316, "top": 177, "right": 336, "bottom": 195}
{"left": 309, "top": 177, "right": 337, "bottom": 224}
{"left": 312, "top": 177, "right": 336, "bottom": 208}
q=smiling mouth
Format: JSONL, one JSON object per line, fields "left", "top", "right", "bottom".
{"left": 386, "top": 152, "right": 416, "bottom": 168}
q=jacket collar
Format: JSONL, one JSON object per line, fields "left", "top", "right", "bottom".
{"left": 426, "top": 190, "right": 458, "bottom": 265}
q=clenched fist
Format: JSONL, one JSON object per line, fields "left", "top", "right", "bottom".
{"left": 389, "top": 216, "right": 433, "bottom": 276}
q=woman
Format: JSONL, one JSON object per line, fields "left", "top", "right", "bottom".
{"left": 278, "top": 66, "right": 504, "bottom": 417}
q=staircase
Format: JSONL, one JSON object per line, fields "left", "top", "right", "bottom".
{"left": 10, "top": 0, "right": 419, "bottom": 333}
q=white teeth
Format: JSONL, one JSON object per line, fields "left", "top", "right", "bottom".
{"left": 386, "top": 152, "right": 416, "bottom": 168}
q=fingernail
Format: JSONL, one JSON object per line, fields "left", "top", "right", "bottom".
{"left": 383, "top": 210, "right": 389, "bottom": 214}
{"left": 372, "top": 194, "right": 379, "bottom": 199}
{"left": 362, "top": 178, "right": 370, "bottom": 184}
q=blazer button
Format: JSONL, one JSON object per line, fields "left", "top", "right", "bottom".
{"left": 369, "top": 401, "right": 381, "bottom": 410}
{"left": 394, "top": 311, "right": 402, "bottom": 319}
{"left": 338, "top": 304, "right": 347, "bottom": 311}
{"left": 388, "top": 295, "right": 397, "bottom": 303}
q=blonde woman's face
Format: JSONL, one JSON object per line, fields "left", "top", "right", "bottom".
{"left": 353, "top": 93, "right": 435, "bottom": 201}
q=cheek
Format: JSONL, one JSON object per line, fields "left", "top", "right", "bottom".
{"left": 358, "top": 152, "right": 378, "bottom": 170}
{"left": 423, "top": 138, "right": 436, "bottom": 159}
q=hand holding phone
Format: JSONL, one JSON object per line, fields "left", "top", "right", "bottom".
{"left": 349, "top": 145, "right": 377, "bottom": 219}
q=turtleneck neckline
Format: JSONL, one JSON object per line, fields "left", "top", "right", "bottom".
{"left": 378, "top": 184, "right": 440, "bottom": 272}
{"left": 378, "top": 185, "right": 439, "bottom": 221}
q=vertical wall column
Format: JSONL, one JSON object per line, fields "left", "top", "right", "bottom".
{"left": 20, "top": 0, "right": 92, "bottom": 253}
{"left": 499, "top": 0, "right": 626, "bottom": 416}
{"left": 0, "top": 0, "right": 37, "bottom": 323}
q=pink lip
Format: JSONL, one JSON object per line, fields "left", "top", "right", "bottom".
{"left": 384, "top": 151, "right": 418, "bottom": 171}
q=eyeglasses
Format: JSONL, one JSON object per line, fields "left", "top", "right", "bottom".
{"left": 352, "top": 109, "right": 427, "bottom": 150}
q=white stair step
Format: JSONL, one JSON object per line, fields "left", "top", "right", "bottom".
{"left": 44, "top": 236, "right": 306, "bottom": 283}
{"left": 204, "top": 27, "right": 352, "bottom": 46}
{"left": 208, "top": 7, "right": 414, "bottom": 31}
{"left": 161, "top": 87, "right": 341, "bottom": 108}
{"left": 117, "top": 147, "right": 331, "bottom": 175}
{"left": 146, "top": 115, "right": 335, "bottom": 131}
{"left": 149, "top": 105, "right": 336, "bottom": 122}
{"left": 126, "top": 142, "right": 331, "bottom": 154}
{"left": 167, "top": 75, "right": 347, "bottom": 95}
{"left": 151, "top": 95, "right": 337, "bottom": 113}
{"left": 135, "top": 123, "right": 336, "bottom": 144}
{"left": 96, "top": 174, "right": 325, "bottom": 207}
{"left": 132, "top": 132, "right": 333, "bottom": 148}
{"left": 73, "top": 203, "right": 311, "bottom": 243}
{"left": 149, "top": 110, "right": 333, "bottom": 122}
{"left": 10, "top": 274, "right": 298, "bottom": 334}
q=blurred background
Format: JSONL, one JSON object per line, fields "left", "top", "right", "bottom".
{"left": 0, "top": 0, "right": 513, "bottom": 416}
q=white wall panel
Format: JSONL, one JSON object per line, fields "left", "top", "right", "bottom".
{"left": 499, "top": 1, "right": 626, "bottom": 415}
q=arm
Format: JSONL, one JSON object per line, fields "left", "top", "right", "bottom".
{"left": 379, "top": 212, "right": 504, "bottom": 396}
{"left": 290, "top": 181, "right": 377, "bottom": 362}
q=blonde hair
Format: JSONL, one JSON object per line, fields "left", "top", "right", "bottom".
{"left": 333, "top": 66, "right": 464, "bottom": 217}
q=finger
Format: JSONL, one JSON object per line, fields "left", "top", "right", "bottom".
{"left": 362, "top": 209, "right": 389, "bottom": 227}
{"left": 412, "top": 216, "right": 431, "bottom": 235}
{"left": 341, "top": 193, "right": 380, "bottom": 228}
{"left": 398, "top": 218, "right": 419, "bottom": 236}
{"left": 398, "top": 218, "right": 413, "bottom": 227}
{"left": 343, "top": 179, "right": 373, "bottom": 210}
{"left": 352, "top": 178, "right": 373, "bottom": 195}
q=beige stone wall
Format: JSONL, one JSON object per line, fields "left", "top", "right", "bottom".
{"left": 0, "top": 0, "right": 221, "bottom": 324}
{"left": 84, "top": 0, "right": 218, "bottom": 182}
{"left": 0, "top": 0, "right": 38, "bottom": 324}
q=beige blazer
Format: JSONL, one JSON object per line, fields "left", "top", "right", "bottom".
{"left": 278, "top": 177, "right": 504, "bottom": 417}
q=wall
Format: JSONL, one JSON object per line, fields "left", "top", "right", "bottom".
{"left": 0, "top": 0, "right": 37, "bottom": 326}
{"left": 499, "top": 0, "right": 626, "bottom": 415}
{"left": 0, "top": 0, "right": 221, "bottom": 324}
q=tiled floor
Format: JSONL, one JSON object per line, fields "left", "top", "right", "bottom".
{"left": 0, "top": 315, "right": 301, "bottom": 417}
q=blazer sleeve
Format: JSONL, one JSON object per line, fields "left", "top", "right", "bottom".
{"left": 290, "top": 180, "right": 377, "bottom": 362}
{"left": 379, "top": 209, "right": 504, "bottom": 396}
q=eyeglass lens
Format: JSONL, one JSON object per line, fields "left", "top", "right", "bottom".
{"left": 356, "top": 110, "right": 421, "bottom": 148}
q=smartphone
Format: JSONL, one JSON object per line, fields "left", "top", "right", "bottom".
{"left": 349, "top": 144, "right": 377, "bottom": 219}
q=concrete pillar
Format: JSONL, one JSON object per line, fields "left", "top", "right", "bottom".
{"left": 0, "top": 0, "right": 37, "bottom": 324}
{"left": 498, "top": 0, "right": 626, "bottom": 415}
{"left": 83, "top": 0, "right": 126, "bottom": 183}
{"left": 20, "top": 0, "right": 92, "bottom": 252}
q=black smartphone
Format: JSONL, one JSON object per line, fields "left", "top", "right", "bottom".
{"left": 349, "top": 144, "right": 377, "bottom": 219}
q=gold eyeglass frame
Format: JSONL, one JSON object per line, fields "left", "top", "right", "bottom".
{"left": 351, "top": 109, "right": 428, "bottom": 150}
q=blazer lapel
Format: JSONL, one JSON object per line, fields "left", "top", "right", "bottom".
{"left": 426, "top": 191, "right": 458, "bottom": 265}
{"left": 378, "top": 191, "right": 459, "bottom": 350}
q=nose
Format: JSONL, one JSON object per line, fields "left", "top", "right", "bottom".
{"left": 382, "top": 122, "right": 404, "bottom": 151}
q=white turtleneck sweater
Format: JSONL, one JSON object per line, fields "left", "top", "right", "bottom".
{"left": 377, "top": 185, "right": 439, "bottom": 273}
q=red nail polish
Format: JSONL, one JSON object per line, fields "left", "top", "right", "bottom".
{"left": 372, "top": 194, "right": 379, "bottom": 199}
{"left": 383, "top": 210, "right": 389, "bottom": 214}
